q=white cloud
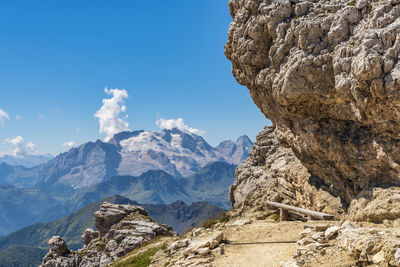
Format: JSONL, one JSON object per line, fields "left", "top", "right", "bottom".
{"left": 94, "top": 88, "right": 130, "bottom": 142}
{"left": 156, "top": 118, "right": 205, "bottom": 136}
{"left": 63, "top": 141, "right": 76, "bottom": 148}
{"left": 0, "top": 109, "right": 10, "bottom": 125}
{"left": 15, "top": 115, "right": 22, "bottom": 120}
{"left": 2, "top": 136, "right": 38, "bottom": 158}
{"left": 37, "top": 113, "right": 46, "bottom": 119}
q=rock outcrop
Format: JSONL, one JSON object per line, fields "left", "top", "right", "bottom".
{"left": 165, "top": 227, "right": 226, "bottom": 267}
{"left": 348, "top": 186, "right": 400, "bottom": 223}
{"left": 229, "top": 126, "right": 343, "bottom": 219}
{"left": 225, "top": 0, "right": 400, "bottom": 206}
{"left": 284, "top": 221, "right": 400, "bottom": 266}
{"left": 39, "top": 202, "right": 175, "bottom": 267}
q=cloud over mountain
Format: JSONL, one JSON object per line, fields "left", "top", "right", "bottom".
{"left": 2, "top": 136, "right": 37, "bottom": 158}
{"left": 0, "top": 109, "right": 10, "bottom": 124}
{"left": 94, "top": 88, "right": 130, "bottom": 142}
{"left": 63, "top": 141, "right": 75, "bottom": 148}
{"left": 156, "top": 118, "right": 205, "bottom": 136}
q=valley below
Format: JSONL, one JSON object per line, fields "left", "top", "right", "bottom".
{"left": 0, "top": 129, "right": 249, "bottom": 266}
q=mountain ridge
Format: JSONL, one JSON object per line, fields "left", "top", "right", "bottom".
{"left": 0, "top": 161, "right": 235, "bottom": 236}
{"left": 0, "top": 195, "right": 224, "bottom": 255}
{"left": 0, "top": 128, "right": 251, "bottom": 190}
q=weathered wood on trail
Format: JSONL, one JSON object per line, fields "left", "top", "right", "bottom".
{"left": 266, "top": 201, "right": 334, "bottom": 220}
{"left": 279, "top": 208, "right": 289, "bottom": 221}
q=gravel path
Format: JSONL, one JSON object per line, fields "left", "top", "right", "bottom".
{"left": 213, "top": 220, "right": 320, "bottom": 267}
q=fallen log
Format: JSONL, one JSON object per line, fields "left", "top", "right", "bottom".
{"left": 266, "top": 201, "right": 334, "bottom": 221}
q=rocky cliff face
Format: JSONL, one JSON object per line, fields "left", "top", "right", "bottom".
{"left": 229, "top": 126, "right": 343, "bottom": 219}
{"left": 225, "top": 0, "right": 400, "bottom": 205}
{"left": 39, "top": 202, "right": 175, "bottom": 267}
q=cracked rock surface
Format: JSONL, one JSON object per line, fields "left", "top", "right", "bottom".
{"left": 39, "top": 202, "right": 175, "bottom": 267}
{"left": 229, "top": 126, "right": 343, "bottom": 219}
{"left": 225, "top": 0, "right": 400, "bottom": 205}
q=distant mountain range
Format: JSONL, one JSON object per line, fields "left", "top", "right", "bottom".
{"left": 0, "top": 154, "right": 53, "bottom": 168}
{"left": 0, "top": 161, "right": 236, "bottom": 236}
{"left": 0, "top": 127, "right": 251, "bottom": 263}
{"left": 0, "top": 195, "right": 224, "bottom": 267}
{"left": 0, "top": 128, "right": 251, "bottom": 190}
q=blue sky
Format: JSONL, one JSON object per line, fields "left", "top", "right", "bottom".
{"left": 0, "top": 0, "right": 268, "bottom": 156}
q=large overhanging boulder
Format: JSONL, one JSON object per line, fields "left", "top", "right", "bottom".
{"left": 225, "top": 0, "right": 400, "bottom": 205}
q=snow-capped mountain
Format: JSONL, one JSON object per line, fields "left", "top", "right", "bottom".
{"left": 1, "top": 128, "right": 252, "bottom": 189}
{"left": 112, "top": 128, "right": 229, "bottom": 177}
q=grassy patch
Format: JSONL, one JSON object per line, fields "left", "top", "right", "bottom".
{"left": 164, "top": 258, "right": 171, "bottom": 267}
{"left": 271, "top": 213, "right": 280, "bottom": 222}
{"left": 347, "top": 0, "right": 356, "bottom": 6}
{"left": 96, "top": 241, "right": 107, "bottom": 251}
{"left": 201, "top": 211, "right": 230, "bottom": 229}
{"left": 112, "top": 244, "right": 166, "bottom": 267}
{"left": 111, "top": 240, "right": 168, "bottom": 267}
{"left": 219, "top": 212, "right": 229, "bottom": 223}
{"left": 202, "top": 219, "right": 218, "bottom": 229}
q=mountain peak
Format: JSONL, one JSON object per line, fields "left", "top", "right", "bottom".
{"left": 216, "top": 136, "right": 253, "bottom": 165}
{"left": 235, "top": 135, "right": 252, "bottom": 145}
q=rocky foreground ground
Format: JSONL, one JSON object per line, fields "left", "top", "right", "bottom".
{"left": 39, "top": 201, "right": 400, "bottom": 267}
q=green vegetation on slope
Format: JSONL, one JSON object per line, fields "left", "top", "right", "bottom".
{"left": 0, "top": 195, "right": 132, "bottom": 251}
{"left": 112, "top": 243, "right": 167, "bottom": 267}
{"left": 0, "top": 196, "right": 224, "bottom": 253}
{"left": 183, "top": 161, "right": 236, "bottom": 209}
{"left": 145, "top": 201, "right": 225, "bottom": 234}
{"left": 0, "top": 245, "right": 47, "bottom": 267}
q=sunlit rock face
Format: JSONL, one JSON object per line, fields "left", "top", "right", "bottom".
{"left": 225, "top": 0, "right": 400, "bottom": 205}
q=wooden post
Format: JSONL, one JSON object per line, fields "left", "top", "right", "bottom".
{"left": 280, "top": 208, "right": 289, "bottom": 221}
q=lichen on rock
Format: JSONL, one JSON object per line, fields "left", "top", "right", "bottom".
{"left": 225, "top": 0, "right": 400, "bottom": 207}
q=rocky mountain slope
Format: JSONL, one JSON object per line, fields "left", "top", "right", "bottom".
{"left": 0, "top": 128, "right": 251, "bottom": 190}
{"left": 71, "top": 161, "right": 236, "bottom": 209}
{"left": 39, "top": 202, "right": 176, "bottom": 267}
{"left": 0, "top": 195, "right": 223, "bottom": 265}
{"left": 0, "top": 162, "right": 234, "bottom": 236}
{"left": 0, "top": 184, "right": 67, "bottom": 236}
{"left": 229, "top": 127, "right": 344, "bottom": 220}
{"left": 0, "top": 245, "right": 47, "bottom": 267}
{"left": 38, "top": 202, "right": 229, "bottom": 267}
{"left": 0, "top": 162, "right": 39, "bottom": 188}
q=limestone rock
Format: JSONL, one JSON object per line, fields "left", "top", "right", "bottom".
{"left": 324, "top": 225, "right": 340, "bottom": 239}
{"left": 167, "top": 228, "right": 224, "bottom": 267}
{"left": 47, "top": 236, "right": 69, "bottom": 256}
{"left": 39, "top": 236, "right": 78, "bottom": 267}
{"left": 229, "top": 126, "right": 343, "bottom": 218}
{"left": 81, "top": 228, "right": 99, "bottom": 246}
{"left": 225, "top": 0, "right": 400, "bottom": 205}
{"left": 40, "top": 202, "right": 175, "bottom": 267}
{"left": 290, "top": 221, "right": 400, "bottom": 266}
{"left": 94, "top": 202, "right": 147, "bottom": 237}
{"left": 348, "top": 186, "right": 400, "bottom": 223}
